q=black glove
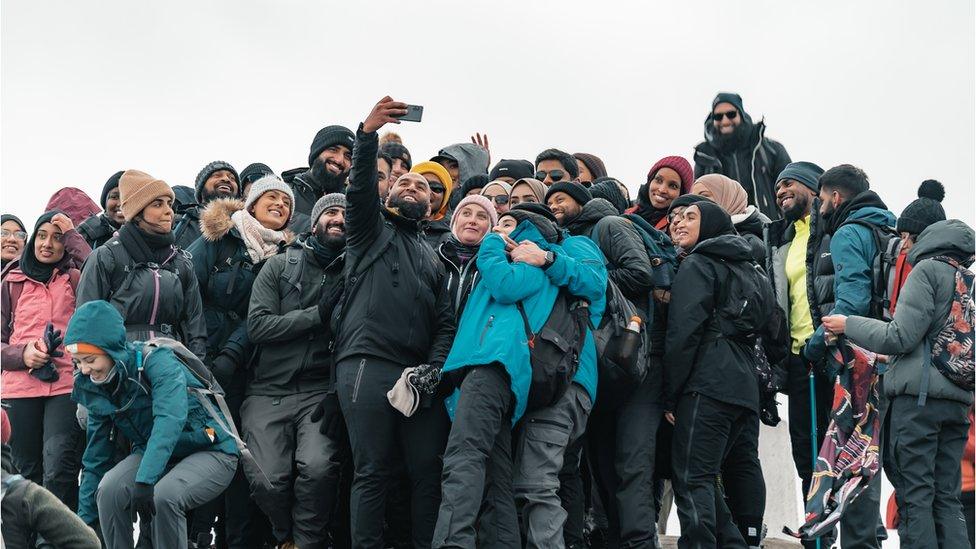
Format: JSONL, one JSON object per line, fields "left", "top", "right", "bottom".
{"left": 309, "top": 391, "right": 344, "bottom": 439}
{"left": 409, "top": 364, "right": 441, "bottom": 395}
{"left": 131, "top": 482, "right": 155, "bottom": 518}
{"left": 43, "top": 323, "right": 64, "bottom": 359}
{"left": 211, "top": 354, "right": 237, "bottom": 389}
{"left": 30, "top": 363, "right": 60, "bottom": 382}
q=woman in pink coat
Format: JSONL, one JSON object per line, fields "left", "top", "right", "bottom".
{"left": 1, "top": 210, "right": 91, "bottom": 509}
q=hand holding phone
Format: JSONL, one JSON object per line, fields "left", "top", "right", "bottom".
{"left": 394, "top": 105, "right": 424, "bottom": 123}
{"left": 363, "top": 96, "right": 409, "bottom": 133}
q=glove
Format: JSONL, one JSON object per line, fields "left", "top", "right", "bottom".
{"left": 131, "top": 482, "right": 156, "bottom": 518}
{"left": 409, "top": 364, "right": 441, "bottom": 395}
{"left": 43, "top": 323, "right": 64, "bottom": 359}
{"left": 30, "top": 363, "right": 60, "bottom": 382}
{"left": 309, "top": 391, "right": 344, "bottom": 439}
{"left": 211, "top": 354, "right": 237, "bottom": 389}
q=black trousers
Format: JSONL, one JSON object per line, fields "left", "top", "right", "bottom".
{"left": 337, "top": 356, "right": 450, "bottom": 549}
{"left": 4, "top": 393, "right": 83, "bottom": 510}
{"left": 720, "top": 411, "right": 765, "bottom": 546}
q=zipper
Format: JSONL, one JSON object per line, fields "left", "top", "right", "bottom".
{"left": 479, "top": 315, "right": 494, "bottom": 345}
{"left": 148, "top": 267, "right": 161, "bottom": 339}
{"left": 351, "top": 359, "right": 366, "bottom": 403}
{"left": 528, "top": 417, "right": 569, "bottom": 430}
{"left": 750, "top": 124, "right": 765, "bottom": 213}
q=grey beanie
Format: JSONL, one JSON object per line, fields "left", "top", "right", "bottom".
{"left": 310, "top": 193, "right": 347, "bottom": 230}
{"left": 244, "top": 175, "right": 296, "bottom": 225}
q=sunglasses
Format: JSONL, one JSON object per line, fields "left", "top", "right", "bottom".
{"left": 429, "top": 185, "right": 446, "bottom": 193}
{"left": 1, "top": 230, "right": 27, "bottom": 240}
{"left": 489, "top": 195, "right": 510, "bottom": 205}
{"left": 535, "top": 169, "right": 566, "bottom": 182}
{"left": 712, "top": 110, "right": 738, "bottom": 122}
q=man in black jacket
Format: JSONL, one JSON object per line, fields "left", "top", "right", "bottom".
{"left": 173, "top": 161, "right": 241, "bottom": 248}
{"left": 244, "top": 193, "right": 347, "bottom": 549}
{"left": 283, "top": 125, "right": 356, "bottom": 231}
{"left": 694, "top": 93, "right": 791, "bottom": 220}
{"left": 331, "top": 96, "right": 456, "bottom": 549}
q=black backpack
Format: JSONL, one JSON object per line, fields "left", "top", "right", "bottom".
{"left": 591, "top": 279, "right": 649, "bottom": 404}
{"left": 518, "top": 290, "right": 591, "bottom": 412}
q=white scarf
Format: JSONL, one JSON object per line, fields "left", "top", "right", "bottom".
{"left": 231, "top": 209, "right": 287, "bottom": 263}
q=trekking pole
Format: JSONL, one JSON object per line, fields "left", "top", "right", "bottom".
{"left": 809, "top": 369, "right": 821, "bottom": 549}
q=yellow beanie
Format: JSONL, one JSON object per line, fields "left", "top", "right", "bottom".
{"left": 411, "top": 162, "right": 453, "bottom": 221}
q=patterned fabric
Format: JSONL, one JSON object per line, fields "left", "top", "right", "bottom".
{"left": 786, "top": 336, "right": 882, "bottom": 541}
{"left": 929, "top": 256, "right": 975, "bottom": 391}
{"left": 230, "top": 209, "right": 287, "bottom": 264}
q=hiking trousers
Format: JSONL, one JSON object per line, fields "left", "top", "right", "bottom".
{"left": 887, "top": 394, "right": 970, "bottom": 549}
{"left": 241, "top": 391, "right": 343, "bottom": 547}
{"left": 337, "top": 356, "right": 450, "bottom": 549}
{"left": 515, "top": 383, "right": 592, "bottom": 549}
{"left": 432, "top": 364, "right": 519, "bottom": 549}
{"left": 720, "top": 411, "right": 765, "bottom": 547}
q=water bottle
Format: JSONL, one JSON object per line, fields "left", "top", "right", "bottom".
{"left": 614, "top": 316, "right": 642, "bottom": 369}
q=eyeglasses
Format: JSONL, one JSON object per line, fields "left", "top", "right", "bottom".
{"left": 488, "top": 195, "right": 510, "bottom": 205}
{"left": 712, "top": 110, "right": 738, "bottom": 122}
{"left": 535, "top": 169, "right": 566, "bottom": 182}
{"left": 429, "top": 185, "right": 446, "bottom": 194}
{"left": 1, "top": 230, "right": 27, "bottom": 240}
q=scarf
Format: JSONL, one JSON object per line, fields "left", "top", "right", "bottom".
{"left": 307, "top": 234, "right": 343, "bottom": 268}
{"left": 231, "top": 209, "right": 287, "bottom": 263}
{"left": 19, "top": 211, "right": 62, "bottom": 283}
{"left": 443, "top": 235, "right": 480, "bottom": 266}
{"left": 118, "top": 223, "right": 176, "bottom": 265}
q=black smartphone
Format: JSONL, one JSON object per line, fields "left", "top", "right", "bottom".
{"left": 395, "top": 104, "right": 423, "bottom": 122}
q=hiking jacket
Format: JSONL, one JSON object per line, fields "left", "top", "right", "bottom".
{"left": 173, "top": 207, "right": 202, "bottom": 251}
{"left": 247, "top": 238, "right": 339, "bottom": 396}
{"left": 846, "top": 219, "right": 974, "bottom": 404}
{"left": 77, "top": 214, "right": 119, "bottom": 250}
{"left": 1, "top": 468, "right": 101, "bottom": 548}
{"left": 75, "top": 234, "right": 207, "bottom": 359}
{"left": 765, "top": 218, "right": 797, "bottom": 320}
{"left": 804, "top": 191, "right": 897, "bottom": 364}
{"left": 732, "top": 206, "right": 769, "bottom": 263}
{"left": 437, "top": 241, "right": 481, "bottom": 318}
{"left": 1, "top": 230, "right": 89, "bottom": 398}
{"left": 283, "top": 168, "right": 337, "bottom": 232}
{"left": 663, "top": 234, "right": 762, "bottom": 411}
{"left": 442, "top": 221, "right": 607, "bottom": 424}
{"left": 424, "top": 218, "right": 453, "bottom": 248}
{"left": 333, "top": 126, "right": 456, "bottom": 369}
{"left": 694, "top": 119, "right": 791, "bottom": 220}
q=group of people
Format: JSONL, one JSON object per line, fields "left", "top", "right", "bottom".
{"left": 0, "top": 92, "right": 973, "bottom": 549}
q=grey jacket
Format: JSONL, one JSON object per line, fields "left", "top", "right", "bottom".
{"left": 846, "top": 219, "right": 974, "bottom": 404}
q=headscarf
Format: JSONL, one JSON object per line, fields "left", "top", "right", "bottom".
{"left": 509, "top": 178, "right": 547, "bottom": 204}
{"left": 690, "top": 201, "right": 736, "bottom": 244}
{"left": 692, "top": 174, "right": 748, "bottom": 216}
{"left": 19, "top": 211, "right": 65, "bottom": 283}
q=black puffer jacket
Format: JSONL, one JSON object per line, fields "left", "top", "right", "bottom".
{"left": 805, "top": 204, "right": 835, "bottom": 329}
{"left": 76, "top": 234, "right": 207, "bottom": 359}
{"left": 77, "top": 214, "right": 119, "bottom": 250}
{"left": 247, "top": 237, "right": 340, "bottom": 396}
{"left": 334, "top": 127, "right": 456, "bottom": 368}
{"left": 694, "top": 118, "right": 791, "bottom": 220}
{"left": 663, "top": 234, "right": 761, "bottom": 411}
{"left": 564, "top": 198, "right": 653, "bottom": 305}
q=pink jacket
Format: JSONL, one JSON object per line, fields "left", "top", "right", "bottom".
{"left": 1, "top": 229, "right": 90, "bottom": 399}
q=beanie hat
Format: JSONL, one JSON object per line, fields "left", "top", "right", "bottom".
{"left": 380, "top": 141, "right": 412, "bottom": 170}
{"left": 648, "top": 156, "right": 694, "bottom": 194}
{"left": 100, "top": 171, "right": 125, "bottom": 209}
{"left": 692, "top": 174, "right": 748, "bottom": 216}
{"left": 489, "top": 159, "right": 535, "bottom": 182}
{"left": 667, "top": 194, "right": 712, "bottom": 216}
{"left": 1, "top": 213, "right": 26, "bottom": 233}
{"left": 310, "top": 193, "right": 347, "bottom": 230}
{"left": 589, "top": 177, "right": 630, "bottom": 214}
{"left": 195, "top": 161, "right": 240, "bottom": 203}
{"left": 573, "top": 153, "right": 608, "bottom": 181}
{"left": 545, "top": 182, "right": 593, "bottom": 207}
{"left": 896, "top": 180, "right": 946, "bottom": 236}
{"left": 460, "top": 174, "right": 490, "bottom": 197}
{"left": 451, "top": 194, "right": 498, "bottom": 239}
{"left": 244, "top": 175, "right": 296, "bottom": 226}
{"left": 776, "top": 161, "right": 824, "bottom": 194}
{"left": 239, "top": 163, "right": 275, "bottom": 188}
{"left": 509, "top": 178, "right": 548, "bottom": 204}
{"left": 411, "top": 161, "right": 454, "bottom": 220}
{"left": 119, "top": 170, "right": 175, "bottom": 223}
{"left": 308, "top": 125, "right": 356, "bottom": 167}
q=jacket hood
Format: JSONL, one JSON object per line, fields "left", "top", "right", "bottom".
{"left": 199, "top": 197, "right": 295, "bottom": 244}
{"left": 437, "top": 143, "right": 490, "bottom": 185}
{"left": 172, "top": 185, "right": 198, "bottom": 211}
{"left": 732, "top": 206, "right": 769, "bottom": 238}
{"left": 509, "top": 220, "right": 554, "bottom": 250}
{"left": 569, "top": 198, "right": 620, "bottom": 231}
{"left": 703, "top": 93, "right": 758, "bottom": 150}
{"left": 690, "top": 233, "right": 755, "bottom": 262}
{"left": 65, "top": 300, "right": 130, "bottom": 365}
{"left": 45, "top": 187, "right": 101, "bottom": 227}
{"left": 589, "top": 177, "right": 630, "bottom": 214}
{"left": 909, "top": 219, "right": 975, "bottom": 266}
{"left": 827, "top": 190, "right": 895, "bottom": 235}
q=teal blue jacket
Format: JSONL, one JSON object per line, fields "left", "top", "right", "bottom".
{"left": 443, "top": 221, "right": 607, "bottom": 424}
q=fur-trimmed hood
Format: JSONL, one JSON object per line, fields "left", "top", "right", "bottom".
{"left": 199, "top": 198, "right": 294, "bottom": 244}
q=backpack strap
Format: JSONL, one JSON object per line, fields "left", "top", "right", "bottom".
{"left": 516, "top": 303, "right": 536, "bottom": 349}
{"left": 918, "top": 339, "right": 931, "bottom": 407}
{"left": 281, "top": 245, "right": 305, "bottom": 293}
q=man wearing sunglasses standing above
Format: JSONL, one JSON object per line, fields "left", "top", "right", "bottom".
{"left": 535, "top": 148, "right": 581, "bottom": 186}
{"left": 693, "top": 92, "right": 791, "bottom": 220}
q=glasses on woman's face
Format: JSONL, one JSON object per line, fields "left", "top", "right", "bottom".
{"left": 535, "top": 170, "right": 566, "bottom": 182}
{"left": 1, "top": 230, "right": 27, "bottom": 241}
{"left": 488, "top": 195, "right": 509, "bottom": 205}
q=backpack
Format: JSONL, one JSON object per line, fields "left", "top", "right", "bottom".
{"left": 843, "top": 220, "right": 905, "bottom": 321}
{"left": 616, "top": 214, "right": 679, "bottom": 291}
{"left": 517, "top": 290, "right": 591, "bottom": 412}
{"left": 919, "top": 256, "right": 975, "bottom": 403}
{"left": 590, "top": 278, "right": 649, "bottom": 404}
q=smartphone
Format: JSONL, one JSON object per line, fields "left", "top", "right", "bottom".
{"left": 395, "top": 104, "right": 423, "bottom": 122}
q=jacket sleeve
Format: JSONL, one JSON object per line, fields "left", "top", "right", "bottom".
{"left": 426, "top": 271, "right": 457, "bottom": 368}
{"left": 27, "top": 482, "right": 101, "bottom": 548}
{"left": 187, "top": 236, "right": 214, "bottom": 297}
{"left": 1, "top": 279, "right": 28, "bottom": 371}
{"left": 247, "top": 254, "right": 322, "bottom": 343}
{"left": 179, "top": 258, "right": 209, "bottom": 360}
{"left": 136, "top": 350, "right": 190, "bottom": 485}
{"left": 77, "top": 409, "right": 115, "bottom": 524}
{"left": 543, "top": 237, "right": 608, "bottom": 306}
{"left": 596, "top": 218, "right": 653, "bottom": 299}
{"left": 75, "top": 246, "right": 114, "bottom": 306}
{"left": 662, "top": 256, "right": 716, "bottom": 408}
{"left": 805, "top": 224, "right": 875, "bottom": 363}
{"left": 62, "top": 229, "right": 92, "bottom": 269}
{"left": 846, "top": 262, "right": 938, "bottom": 355}
{"left": 476, "top": 234, "right": 547, "bottom": 304}
{"left": 345, "top": 125, "right": 384, "bottom": 254}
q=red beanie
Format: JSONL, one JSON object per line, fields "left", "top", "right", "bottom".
{"left": 647, "top": 156, "right": 694, "bottom": 194}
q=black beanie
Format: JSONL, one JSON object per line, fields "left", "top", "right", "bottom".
{"left": 195, "top": 161, "right": 240, "bottom": 203}
{"left": 589, "top": 177, "right": 630, "bottom": 214}
{"left": 239, "top": 163, "right": 275, "bottom": 188}
{"left": 308, "top": 125, "right": 356, "bottom": 167}
{"left": 489, "top": 159, "right": 534, "bottom": 182}
{"left": 1, "top": 213, "right": 26, "bottom": 233}
{"left": 667, "top": 194, "right": 713, "bottom": 216}
{"left": 461, "top": 174, "right": 490, "bottom": 197}
{"left": 897, "top": 180, "right": 946, "bottom": 236}
{"left": 380, "top": 141, "right": 412, "bottom": 170}
{"left": 692, "top": 200, "right": 735, "bottom": 242}
{"left": 545, "top": 182, "right": 592, "bottom": 207}
{"left": 100, "top": 171, "right": 124, "bottom": 209}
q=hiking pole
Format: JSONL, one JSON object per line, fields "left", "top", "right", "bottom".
{"left": 809, "top": 368, "right": 821, "bottom": 549}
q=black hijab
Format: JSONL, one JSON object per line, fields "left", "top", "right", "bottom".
{"left": 690, "top": 201, "right": 735, "bottom": 243}
{"left": 19, "top": 211, "right": 65, "bottom": 283}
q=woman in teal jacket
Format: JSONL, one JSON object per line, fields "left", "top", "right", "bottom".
{"left": 433, "top": 205, "right": 606, "bottom": 548}
{"left": 65, "top": 300, "right": 238, "bottom": 549}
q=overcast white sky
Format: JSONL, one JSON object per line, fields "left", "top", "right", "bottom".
{"left": 2, "top": 0, "right": 974, "bottom": 231}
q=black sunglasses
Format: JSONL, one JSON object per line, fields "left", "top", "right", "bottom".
{"left": 535, "top": 169, "right": 566, "bottom": 182}
{"left": 429, "top": 185, "right": 446, "bottom": 193}
{"left": 712, "top": 110, "right": 738, "bottom": 122}
{"left": 489, "top": 195, "right": 510, "bottom": 205}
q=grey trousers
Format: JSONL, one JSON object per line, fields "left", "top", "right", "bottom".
{"left": 433, "top": 365, "right": 519, "bottom": 549}
{"left": 887, "top": 395, "right": 970, "bottom": 549}
{"left": 515, "top": 383, "right": 592, "bottom": 549}
{"left": 97, "top": 450, "right": 238, "bottom": 549}
{"left": 241, "top": 392, "right": 342, "bottom": 547}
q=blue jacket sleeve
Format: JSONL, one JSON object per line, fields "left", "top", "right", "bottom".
{"left": 805, "top": 224, "right": 875, "bottom": 363}
{"left": 543, "top": 237, "right": 608, "bottom": 306}
{"left": 136, "top": 349, "right": 190, "bottom": 485}
{"left": 77, "top": 410, "right": 115, "bottom": 524}
{"left": 476, "top": 234, "right": 547, "bottom": 304}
